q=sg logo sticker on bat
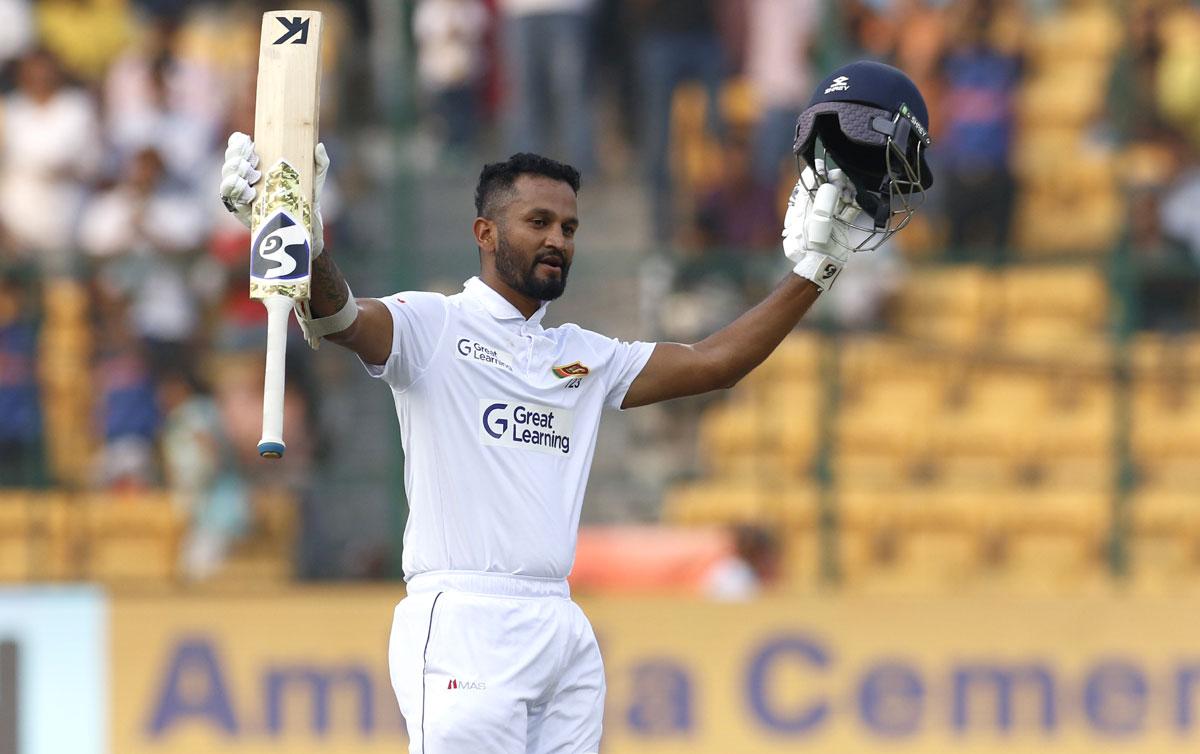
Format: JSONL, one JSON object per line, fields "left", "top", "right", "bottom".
{"left": 252, "top": 211, "right": 311, "bottom": 281}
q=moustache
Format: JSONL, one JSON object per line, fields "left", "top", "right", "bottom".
{"left": 533, "top": 251, "right": 568, "bottom": 270}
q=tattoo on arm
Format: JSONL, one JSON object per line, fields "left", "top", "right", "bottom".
{"left": 310, "top": 252, "right": 349, "bottom": 318}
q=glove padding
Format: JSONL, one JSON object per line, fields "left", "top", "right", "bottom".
{"left": 219, "top": 132, "right": 329, "bottom": 257}
{"left": 221, "top": 132, "right": 343, "bottom": 349}
{"left": 781, "top": 162, "right": 860, "bottom": 291}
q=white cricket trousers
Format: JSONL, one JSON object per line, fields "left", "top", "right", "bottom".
{"left": 389, "top": 571, "right": 604, "bottom": 754}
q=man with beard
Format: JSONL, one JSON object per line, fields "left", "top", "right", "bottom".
{"left": 220, "top": 145, "right": 857, "bottom": 752}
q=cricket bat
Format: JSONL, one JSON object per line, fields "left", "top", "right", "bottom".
{"left": 249, "top": 10, "right": 323, "bottom": 459}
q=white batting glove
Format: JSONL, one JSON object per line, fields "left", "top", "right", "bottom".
{"left": 219, "top": 132, "right": 329, "bottom": 257}
{"left": 782, "top": 162, "right": 860, "bottom": 291}
{"left": 219, "top": 132, "right": 259, "bottom": 227}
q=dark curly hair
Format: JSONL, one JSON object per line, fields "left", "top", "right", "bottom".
{"left": 474, "top": 153, "right": 581, "bottom": 219}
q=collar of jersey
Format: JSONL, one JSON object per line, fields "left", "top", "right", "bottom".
{"left": 462, "top": 276, "right": 550, "bottom": 328}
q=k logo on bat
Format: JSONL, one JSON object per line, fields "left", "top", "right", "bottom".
{"left": 252, "top": 211, "right": 310, "bottom": 281}
{"left": 274, "top": 16, "right": 310, "bottom": 45}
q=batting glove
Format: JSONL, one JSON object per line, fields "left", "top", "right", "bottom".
{"left": 782, "top": 162, "right": 860, "bottom": 291}
{"left": 219, "top": 132, "right": 329, "bottom": 257}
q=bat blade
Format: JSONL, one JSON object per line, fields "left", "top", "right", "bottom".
{"left": 250, "top": 9, "right": 323, "bottom": 459}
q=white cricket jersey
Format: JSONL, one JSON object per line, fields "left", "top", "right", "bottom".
{"left": 363, "top": 277, "right": 655, "bottom": 581}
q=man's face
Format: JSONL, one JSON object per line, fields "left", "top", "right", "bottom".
{"left": 492, "top": 175, "right": 578, "bottom": 302}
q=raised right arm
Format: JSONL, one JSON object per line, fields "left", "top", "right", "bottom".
{"left": 307, "top": 249, "right": 392, "bottom": 366}
{"left": 219, "top": 131, "right": 394, "bottom": 367}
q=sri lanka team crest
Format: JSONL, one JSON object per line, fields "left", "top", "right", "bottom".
{"left": 552, "top": 361, "right": 590, "bottom": 379}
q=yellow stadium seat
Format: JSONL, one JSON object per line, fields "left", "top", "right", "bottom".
{"left": 1131, "top": 333, "right": 1174, "bottom": 374}
{"left": 1124, "top": 489, "right": 1200, "bottom": 594}
{"left": 750, "top": 333, "right": 822, "bottom": 383}
{"left": 773, "top": 487, "right": 819, "bottom": 529}
{"left": 1028, "top": 6, "right": 1121, "bottom": 63}
{"left": 1032, "top": 380, "right": 1115, "bottom": 457}
{"left": 1012, "top": 190, "right": 1122, "bottom": 255}
{"left": 895, "top": 311, "right": 990, "bottom": 346}
{"left": 698, "top": 397, "right": 818, "bottom": 476}
{"left": 81, "top": 492, "right": 186, "bottom": 585}
{"left": 672, "top": 78, "right": 762, "bottom": 191}
{"left": 987, "top": 489, "right": 1109, "bottom": 535}
{"left": 984, "top": 530, "right": 1106, "bottom": 595}
{"left": 924, "top": 408, "right": 1032, "bottom": 460}
{"left": 972, "top": 487, "right": 1109, "bottom": 595}
{"left": 1017, "top": 78, "right": 1103, "bottom": 127}
{"left": 1012, "top": 128, "right": 1082, "bottom": 178}
{"left": 40, "top": 278, "right": 88, "bottom": 321}
{"left": 839, "top": 335, "right": 946, "bottom": 381}
{"left": 1138, "top": 458, "right": 1200, "bottom": 492}
{"left": 1131, "top": 382, "right": 1200, "bottom": 459}
{"left": 782, "top": 525, "right": 857, "bottom": 591}
{"left": 892, "top": 266, "right": 999, "bottom": 344}
{"left": 832, "top": 489, "right": 982, "bottom": 595}
{"left": 37, "top": 493, "right": 80, "bottom": 581}
{"left": 1028, "top": 457, "right": 1112, "bottom": 492}
{"left": 211, "top": 489, "right": 297, "bottom": 586}
{"left": 1000, "top": 265, "right": 1108, "bottom": 323}
{"left": 837, "top": 453, "right": 915, "bottom": 491}
{"left": 0, "top": 493, "right": 33, "bottom": 581}
{"left": 855, "top": 530, "right": 982, "bottom": 595}
{"left": 838, "top": 371, "right": 953, "bottom": 456}
{"left": 662, "top": 482, "right": 780, "bottom": 527}
{"left": 938, "top": 457, "right": 1029, "bottom": 489}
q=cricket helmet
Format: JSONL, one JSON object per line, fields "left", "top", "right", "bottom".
{"left": 793, "top": 60, "right": 933, "bottom": 251}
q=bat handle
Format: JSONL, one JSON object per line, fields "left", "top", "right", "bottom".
{"left": 258, "top": 294, "right": 293, "bottom": 459}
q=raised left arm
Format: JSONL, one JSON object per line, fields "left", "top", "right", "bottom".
{"left": 622, "top": 167, "right": 856, "bottom": 409}
{"left": 621, "top": 274, "right": 820, "bottom": 408}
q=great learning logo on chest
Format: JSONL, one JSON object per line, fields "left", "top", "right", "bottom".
{"left": 456, "top": 337, "right": 513, "bottom": 372}
{"left": 479, "top": 400, "right": 574, "bottom": 455}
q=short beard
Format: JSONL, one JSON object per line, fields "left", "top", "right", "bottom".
{"left": 494, "top": 231, "right": 570, "bottom": 302}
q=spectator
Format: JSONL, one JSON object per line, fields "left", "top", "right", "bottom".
{"left": 690, "top": 133, "right": 780, "bottom": 252}
{"left": 0, "top": 0, "right": 34, "bottom": 92}
{"left": 90, "top": 314, "right": 160, "bottom": 491}
{"left": 35, "top": 0, "right": 134, "bottom": 84}
{"left": 498, "top": 0, "right": 596, "bottom": 172}
{"left": 744, "top": 0, "right": 818, "bottom": 187}
{"left": 413, "top": 0, "right": 490, "bottom": 161}
{"left": 704, "top": 524, "right": 782, "bottom": 601}
{"left": 1141, "top": 134, "right": 1200, "bottom": 331}
{"left": 892, "top": 0, "right": 948, "bottom": 129}
{"left": 79, "top": 147, "right": 211, "bottom": 380}
{"left": 0, "top": 266, "right": 41, "bottom": 487}
{"left": 0, "top": 48, "right": 102, "bottom": 275}
{"left": 158, "top": 367, "right": 250, "bottom": 581}
{"left": 821, "top": 235, "right": 907, "bottom": 329}
{"left": 938, "top": 0, "right": 1022, "bottom": 258}
{"left": 104, "top": 17, "right": 222, "bottom": 188}
{"left": 1155, "top": 3, "right": 1200, "bottom": 149}
{"left": 1106, "top": 0, "right": 1167, "bottom": 142}
{"left": 1132, "top": 183, "right": 1200, "bottom": 332}
{"left": 633, "top": 0, "right": 728, "bottom": 244}
{"left": 130, "top": 0, "right": 189, "bottom": 24}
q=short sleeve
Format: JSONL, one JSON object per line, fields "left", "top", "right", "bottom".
{"left": 359, "top": 291, "right": 449, "bottom": 390}
{"left": 601, "top": 337, "right": 655, "bottom": 411}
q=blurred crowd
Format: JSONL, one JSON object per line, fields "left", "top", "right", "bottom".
{"left": 4, "top": 0, "right": 1200, "bottom": 583}
{"left": 412, "top": 0, "right": 1200, "bottom": 332}
{"left": 0, "top": 0, "right": 379, "bottom": 579}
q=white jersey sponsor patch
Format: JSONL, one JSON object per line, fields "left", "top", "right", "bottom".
{"left": 479, "top": 399, "right": 573, "bottom": 455}
{"left": 456, "top": 337, "right": 514, "bottom": 372}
